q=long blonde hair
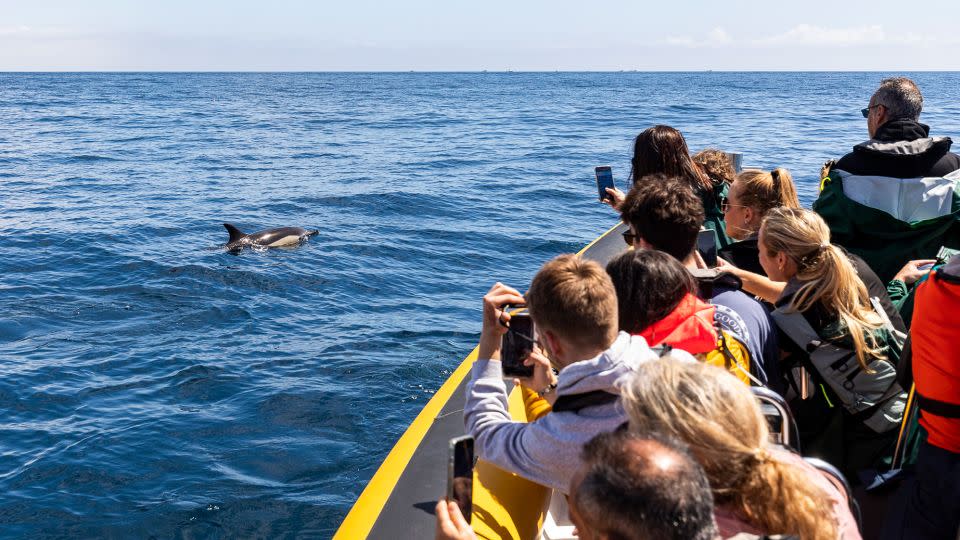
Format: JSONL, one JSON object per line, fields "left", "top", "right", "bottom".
{"left": 760, "top": 207, "right": 885, "bottom": 369}
{"left": 622, "top": 359, "right": 837, "bottom": 540}
{"left": 735, "top": 168, "right": 801, "bottom": 217}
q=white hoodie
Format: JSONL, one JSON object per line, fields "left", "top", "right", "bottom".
{"left": 464, "top": 331, "right": 686, "bottom": 492}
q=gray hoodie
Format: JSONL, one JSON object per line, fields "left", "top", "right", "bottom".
{"left": 464, "top": 331, "right": 672, "bottom": 492}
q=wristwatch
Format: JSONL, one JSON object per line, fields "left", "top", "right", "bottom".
{"left": 539, "top": 383, "right": 558, "bottom": 397}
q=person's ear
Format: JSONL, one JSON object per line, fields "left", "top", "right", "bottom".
{"left": 636, "top": 237, "right": 652, "bottom": 250}
{"left": 742, "top": 206, "right": 756, "bottom": 228}
{"left": 776, "top": 251, "right": 788, "bottom": 271}
{"left": 876, "top": 104, "right": 889, "bottom": 124}
{"left": 543, "top": 329, "right": 564, "bottom": 362}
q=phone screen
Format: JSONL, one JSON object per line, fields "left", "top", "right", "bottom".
{"left": 696, "top": 229, "right": 718, "bottom": 268}
{"left": 501, "top": 312, "right": 535, "bottom": 378}
{"left": 448, "top": 436, "right": 474, "bottom": 523}
{"left": 595, "top": 166, "right": 615, "bottom": 201}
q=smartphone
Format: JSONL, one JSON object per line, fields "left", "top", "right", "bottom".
{"left": 696, "top": 229, "right": 718, "bottom": 268}
{"left": 918, "top": 262, "right": 936, "bottom": 272}
{"left": 501, "top": 310, "right": 535, "bottom": 378}
{"left": 595, "top": 166, "right": 615, "bottom": 202}
{"left": 447, "top": 435, "right": 474, "bottom": 524}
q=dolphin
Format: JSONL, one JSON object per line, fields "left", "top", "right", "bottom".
{"left": 223, "top": 223, "right": 319, "bottom": 251}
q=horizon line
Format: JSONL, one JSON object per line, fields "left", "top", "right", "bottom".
{"left": 1, "top": 69, "right": 958, "bottom": 74}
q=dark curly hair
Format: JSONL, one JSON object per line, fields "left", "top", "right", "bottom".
{"left": 619, "top": 173, "right": 704, "bottom": 261}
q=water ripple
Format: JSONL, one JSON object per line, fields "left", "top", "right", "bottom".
{"left": 1, "top": 72, "right": 959, "bottom": 538}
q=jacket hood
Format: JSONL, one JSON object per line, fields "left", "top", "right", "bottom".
{"left": 639, "top": 293, "right": 718, "bottom": 354}
{"left": 855, "top": 119, "right": 953, "bottom": 160}
{"left": 556, "top": 332, "right": 659, "bottom": 397}
{"left": 876, "top": 118, "right": 930, "bottom": 142}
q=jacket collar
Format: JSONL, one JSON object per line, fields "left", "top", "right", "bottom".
{"left": 638, "top": 294, "right": 717, "bottom": 354}
{"left": 855, "top": 119, "right": 953, "bottom": 158}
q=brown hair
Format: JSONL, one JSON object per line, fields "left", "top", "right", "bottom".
{"left": 623, "top": 359, "right": 837, "bottom": 540}
{"left": 619, "top": 174, "right": 704, "bottom": 261}
{"left": 692, "top": 149, "right": 736, "bottom": 185}
{"left": 631, "top": 125, "right": 710, "bottom": 192}
{"left": 760, "top": 207, "right": 885, "bottom": 369}
{"left": 526, "top": 254, "right": 618, "bottom": 349}
{"left": 734, "top": 168, "right": 801, "bottom": 218}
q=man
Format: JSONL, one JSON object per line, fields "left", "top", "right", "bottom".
{"left": 463, "top": 254, "right": 671, "bottom": 492}
{"left": 619, "top": 174, "right": 778, "bottom": 385}
{"left": 435, "top": 430, "right": 719, "bottom": 540}
{"left": 816, "top": 77, "right": 960, "bottom": 282}
{"left": 569, "top": 430, "right": 718, "bottom": 540}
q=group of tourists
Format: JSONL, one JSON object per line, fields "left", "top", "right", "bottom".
{"left": 442, "top": 77, "right": 960, "bottom": 539}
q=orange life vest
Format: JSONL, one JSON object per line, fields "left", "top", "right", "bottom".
{"left": 911, "top": 263, "right": 960, "bottom": 453}
{"left": 637, "top": 293, "right": 753, "bottom": 385}
{"left": 639, "top": 294, "right": 718, "bottom": 354}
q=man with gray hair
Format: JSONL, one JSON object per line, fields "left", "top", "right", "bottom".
{"left": 815, "top": 77, "right": 960, "bottom": 282}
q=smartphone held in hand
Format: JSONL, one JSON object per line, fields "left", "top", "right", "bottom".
{"left": 447, "top": 435, "right": 474, "bottom": 524}
{"left": 501, "top": 310, "right": 535, "bottom": 378}
{"left": 696, "top": 229, "right": 719, "bottom": 268}
{"left": 595, "top": 166, "right": 615, "bottom": 202}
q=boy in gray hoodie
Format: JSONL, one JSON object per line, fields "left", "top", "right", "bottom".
{"left": 464, "top": 254, "right": 668, "bottom": 493}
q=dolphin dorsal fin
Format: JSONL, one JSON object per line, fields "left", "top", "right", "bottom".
{"left": 223, "top": 223, "right": 246, "bottom": 243}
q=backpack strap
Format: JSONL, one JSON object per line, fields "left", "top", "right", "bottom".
{"left": 771, "top": 307, "right": 906, "bottom": 433}
{"left": 551, "top": 390, "right": 620, "bottom": 413}
{"left": 551, "top": 345, "right": 673, "bottom": 414}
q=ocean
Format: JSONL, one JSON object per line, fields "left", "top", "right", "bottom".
{"left": 1, "top": 72, "right": 959, "bottom": 538}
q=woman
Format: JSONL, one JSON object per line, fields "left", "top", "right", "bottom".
{"left": 623, "top": 359, "right": 861, "bottom": 540}
{"left": 605, "top": 125, "right": 730, "bottom": 249}
{"left": 718, "top": 170, "right": 906, "bottom": 333}
{"left": 759, "top": 207, "right": 905, "bottom": 477}
{"left": 720, "top": 168, "right": 800, "bottom": 274}
{"left": 605, "top": 249, "right": 753, "bottom": 385}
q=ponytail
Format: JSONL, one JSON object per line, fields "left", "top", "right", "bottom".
{"left": 623, "top": 360, "right": 839, "bottom": 540}
{"left": 738, "top": 452, "right": 837, "bottom": 540}
{"left": 735, "top": 168, "right": 800, "bottom": 217}
{"left": 762, "top": 208, "right": 885, "bottom": 370}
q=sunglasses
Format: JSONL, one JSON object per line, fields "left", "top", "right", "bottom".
{"left": 720, "top": 196, "right": 746, "bottom": 213}
{"left": 861, "top": 104, "right": 881, "bottom": 118}
{"left": 622, "top": 231, "right": 637, "bottom": 246}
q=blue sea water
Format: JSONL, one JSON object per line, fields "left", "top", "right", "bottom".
{"left": 1, "top": 72, "right": 959, "bottom": 538}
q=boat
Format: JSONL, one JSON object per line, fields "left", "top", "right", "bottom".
{"left": 334, "top": 220, "right": 629, "bottom": 539}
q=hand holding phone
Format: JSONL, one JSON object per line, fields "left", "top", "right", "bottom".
{"left": 696, "top": 229, "right": 719, "bottom": 268}
{"left": 595, "top": 166, "right": 615, "bottom": 202}
{"left": 480, "top": 283, "right": 526, "bottom": 361}
{"left": 500, "top": 310, "right": 535, "bottom": 378}
{"left": 447, "top": 436, "right": 474, "bottom": 524}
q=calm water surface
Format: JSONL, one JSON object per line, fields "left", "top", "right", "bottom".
{"left": 1, "top": 72, "right": 959, "bottom": 538}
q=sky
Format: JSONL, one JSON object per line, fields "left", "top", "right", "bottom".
{"left": 1, "top": 0, "right": 958, "bottom": 71}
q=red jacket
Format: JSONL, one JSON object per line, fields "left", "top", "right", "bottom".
{"left": 911, "top": 268, "right": 960, "bottom": 453}
{"left": 639, "top": 294, "right": 718, "bottom": 355}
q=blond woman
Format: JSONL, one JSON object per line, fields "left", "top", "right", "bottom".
{"left": 623, "top": 359, "right": 861, "bottom": 540}
{"left": 758, "top": 207, "right": 904, "bottom": 478}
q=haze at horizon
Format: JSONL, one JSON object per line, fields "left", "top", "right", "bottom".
{"left": 2, "top": 0, "right": 959, "bottom": 71}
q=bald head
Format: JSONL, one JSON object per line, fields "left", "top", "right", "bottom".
{"left": 570, "top": 431, "right": 717, "bottom": 540}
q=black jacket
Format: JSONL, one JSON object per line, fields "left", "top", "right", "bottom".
{"left": 833, "top": 119, "right": 960, "bottom": 178}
